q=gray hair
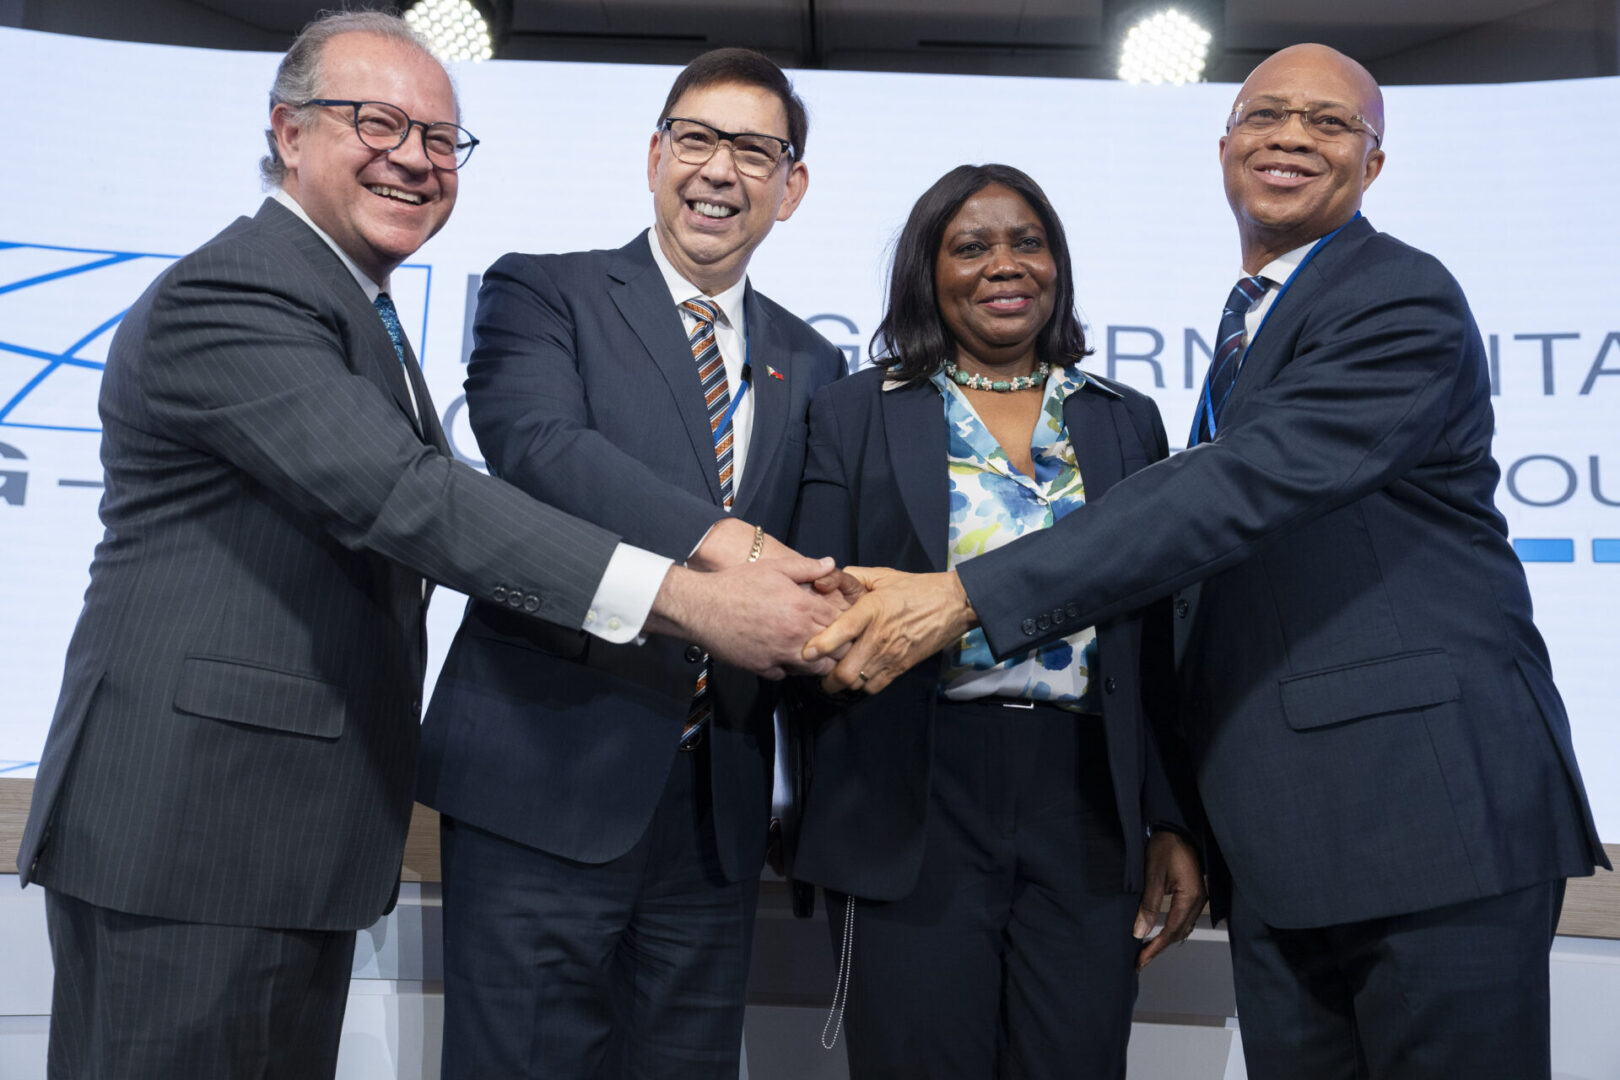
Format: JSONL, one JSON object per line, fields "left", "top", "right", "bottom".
{"left": 260, "top": 10, "right": 455, "bottom": 188}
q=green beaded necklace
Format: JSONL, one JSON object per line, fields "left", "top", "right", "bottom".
{"left": 946, "top": 360, "right": 1051, "bottom": 392}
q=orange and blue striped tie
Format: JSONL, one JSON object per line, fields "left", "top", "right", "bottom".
{"left": 681, "top": 297, "right": 733, "bottom": 750}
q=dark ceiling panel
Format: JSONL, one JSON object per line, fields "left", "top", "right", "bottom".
{"left": 13, "top": 0, "right": 1618, "bottom": 81}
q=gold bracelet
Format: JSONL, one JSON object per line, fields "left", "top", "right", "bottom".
{"left": 747, "top": 524, "right": 766, "bottom": 563}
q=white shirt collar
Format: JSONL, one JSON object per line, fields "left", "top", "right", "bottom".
{"left": 273, "top": 188, "right": 388, "bottom": 300}
{"left": 1252, "top": 236, "right": 1320, "bottom": 290}
{"left": 644, "top": 229, "right": 748, "bottom": 329}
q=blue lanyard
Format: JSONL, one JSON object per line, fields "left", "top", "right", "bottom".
{"left": 711, "top": 328, "right": 751, "bottom": 448}
{"left": 1197, "top": 212, "right": 1359, "bottom": 441}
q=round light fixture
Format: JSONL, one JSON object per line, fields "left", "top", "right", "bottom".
{"left": 404, "top": 0, "right": 495, "bottom": 63}
{"left": 1117, "top": 8, "right": 1213, "bottom": 84}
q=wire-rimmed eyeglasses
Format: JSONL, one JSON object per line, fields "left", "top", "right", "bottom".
{"left": 1227, "top": 98, "right": 1381, "bottom": 148}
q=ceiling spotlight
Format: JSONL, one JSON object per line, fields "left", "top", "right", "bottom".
{"left": 404, "top": 0, "right": 495, "bottom": 63}
{"left": 1117, "top": 7, "right": 1214, "bottom": 84}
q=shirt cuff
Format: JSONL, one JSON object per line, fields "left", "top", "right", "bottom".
{"left": 582, "top": 542, "right": 671, "bottom": 644}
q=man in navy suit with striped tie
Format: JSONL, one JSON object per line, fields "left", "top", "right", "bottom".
{"left": 804, "top": 43, "right": 1607, "bottom": 1080}
{"left": 417, "top": 48, "right": 844, "bottom": 1079}
{"left": 18, "top": 15, "right": 845, "bottom": 1080}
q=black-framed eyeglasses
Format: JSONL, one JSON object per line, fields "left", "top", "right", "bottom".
{"left": 300, "top": 99, "right": 480, "bottom": 169}
{"left": 658, "top": 117, "right": 793, "bottom": 179}
{"left": 1227, "top": 98, "right": 1381, "bottom": 147}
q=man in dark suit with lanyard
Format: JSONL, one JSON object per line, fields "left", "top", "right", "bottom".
{"left": 17, "top": 15, "right": 845, "bottom": 1079}
{"left": 804, "top": 44, "right": 1608, "bottom": 1079}
{"left": 416, "top": 49, "right": 844, "bottom": 1079}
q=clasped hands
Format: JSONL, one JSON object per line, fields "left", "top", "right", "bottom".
{"left": 654, "top": 518, "right": 971, "bottom": 685}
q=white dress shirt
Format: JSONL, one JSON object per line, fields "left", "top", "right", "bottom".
{"left": 1243, "top": 238, "right": 1316, "bottom": 341}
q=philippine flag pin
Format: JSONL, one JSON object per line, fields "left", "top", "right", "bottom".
{"left": 767, "top": 365, "right": 785, "bottom": 381}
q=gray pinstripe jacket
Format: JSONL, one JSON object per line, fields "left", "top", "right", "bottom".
{"left": 19, "top": 199, "right": 620, "bottom": 930}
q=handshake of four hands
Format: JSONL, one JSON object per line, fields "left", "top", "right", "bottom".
{"left": 647, "top": 517, "right": 970, "bottom": 690}
{"left": 647, "top": 518, "right": 1207, "bottom": 964}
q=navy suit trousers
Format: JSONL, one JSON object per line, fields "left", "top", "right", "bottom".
{"left": 1228, "top": 877, "right": 1566, "bottom": 1080}
{"left": 825, "top": 700, "right": 1141, "bottom": 1080}
{"left": 438, "top": 744, "right": 760, "bottom": 1080}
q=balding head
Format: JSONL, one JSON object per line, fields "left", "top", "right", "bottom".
{"left": 1236, "top": 44, "right": 1383, "bottom": 141}
{"left": 1219, "top": 43, "right": 1386, "bottom": 273}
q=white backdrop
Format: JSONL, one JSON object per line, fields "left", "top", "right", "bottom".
{"left": 1, "top": 27, "right": 1615, "bottom": 839}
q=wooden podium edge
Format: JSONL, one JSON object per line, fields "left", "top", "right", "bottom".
{"left": 4, "top": 777, "right": 1618, "bottom": 938}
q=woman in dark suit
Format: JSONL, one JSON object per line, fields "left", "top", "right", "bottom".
{"left": 787, "top": 164, "right": 1205, "bottom": 1080}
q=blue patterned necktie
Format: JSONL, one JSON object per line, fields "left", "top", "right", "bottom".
{"left": 680, "top": 297, "right": 734, "bottom": 751}
{"left": 372, "top": 292, "right": 420, "bottom": 426}
{"left": 1192, "top": 275, "right": 1268, "bottom": 445}
{"left": 373, "top": 292, "right": 408, "bottom": 367}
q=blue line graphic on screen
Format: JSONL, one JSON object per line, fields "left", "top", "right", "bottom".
{"left": 1513, "top": 538, "right": 1575, "bottom": 563}
{"left": 0, "top": 240, "right": 432, "bottom": 436}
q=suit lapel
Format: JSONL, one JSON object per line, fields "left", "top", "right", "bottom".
{"left": 733, "top": 284, "right": 787, "bottom": 515}
{"left": 608, "top": 233, "right": 724, "bottom": 504}
{"left": 1062, "top": 378, "right": 1126, "bottom": 500}
{"left": 256, "top": 199, "right": 422, "bottom": 434}
{"left": 881, "top": 380, "right": 950, "bottom": 573}
{"left": 399, "top": 339, "right": 448, "bottom": 451}
{"left": 1224, "top": 215, "right": 1376, "bottom": 428}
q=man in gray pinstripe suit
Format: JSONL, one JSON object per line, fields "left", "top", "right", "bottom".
{"left": 16, "top": 13, "right": 846, "bottom": 1079}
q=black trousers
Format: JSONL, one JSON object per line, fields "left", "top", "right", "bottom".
{"left": 44, "top": 889, "right": 356, "bottom": 1080}
{"left": 827, "top": 699, "right": 1141, "bottom": 1080}
{"left": 1228, "top": 876, "right": 1566, "bottom": 1080}
{"left": 438, "top": 742, "right": 759, "bottom": 1080}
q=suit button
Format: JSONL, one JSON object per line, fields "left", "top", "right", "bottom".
{"left": 411, "top": 697, "right": 421, "bottom": 714}
{"left": 1104, "top": 677, "right": 1117, "bottom": 694}
{"left": 685, "top": 644, "right": 703, "bottom": 662}
{"left": 1021, "top": 618, "right": 1037, "bottom": 637}
{"left": 1051, "top": 607, "right": 1066, "bottom": 625}
{"left": 492, "top": 585, "right": 507, "bottom": 602}
{"left": 1036, "top": 614, "right": 1051, "bottom": 631}
{"left": 523, "top": 595, "right": 539, "bottom": 613}
{"left": 1175, "top": 598, "right": 1190, "bottom": 618}
{"left": 1066, "top": 602, "right": 1081, "bottom": 620}
{"left": 507, "top": 590, "right": 524, "bottom": 608}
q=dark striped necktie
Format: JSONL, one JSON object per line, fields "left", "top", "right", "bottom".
{"left": 680, "top": 297, "right": 734, "bottom": 751}
{"left": 1193, "top": 275, "right": 1268, "bottom": 445}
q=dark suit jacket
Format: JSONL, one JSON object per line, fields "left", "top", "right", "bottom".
{"left": 417, "top": 232, "right": 842, "bottom": 882}
{"left": 786, "top": 367, "right": 1195, "bottom": 901}
{"left": 18, "top": 199, "right": 621, "bottom": 931}
{"left": 956, "top": 217, "right": 1607, "bottom": 928}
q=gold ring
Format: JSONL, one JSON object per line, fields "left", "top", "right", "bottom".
{"left": 856, "top": 670, "right": 870, "bottom": 684}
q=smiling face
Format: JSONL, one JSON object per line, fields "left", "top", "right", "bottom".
{"left": 933, "top": 183, "right": 1058, "bottom": 375}
{"left": 647, "top": 80, "right": 808, "bottom": 295}
{"left": 272, "top": 32, "right": 458, "bottom": 284}
{"left": 1219, "top": 44, "right": 1385, "bottom": 272}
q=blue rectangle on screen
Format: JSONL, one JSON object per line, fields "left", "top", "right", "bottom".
{"left": 1513, "top": 538, "right": 1575, "bottom": 562}
{"left": 1594, "top": 539, "right": 1620, "bottom": 563}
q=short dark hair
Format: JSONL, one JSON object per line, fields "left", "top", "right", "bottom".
{"left": 657, "top": 48, "right": 809, "bottom": 162}
{"left": 871, "top": 164, "right": 1091, "bottom": 384}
